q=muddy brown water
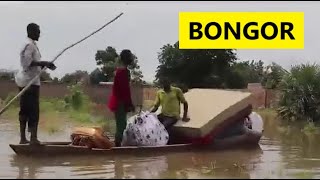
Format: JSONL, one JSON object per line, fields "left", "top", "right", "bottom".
{"left": 1, "top": 115, "right": 320, "bottom": 179}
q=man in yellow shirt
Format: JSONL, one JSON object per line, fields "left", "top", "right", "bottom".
{"left": 151, "top": 78, "right": 189, "bottom": 130}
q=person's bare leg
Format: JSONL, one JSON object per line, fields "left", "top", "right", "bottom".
{"left": 19, "top": 115, "right": 29, "bottom": 144}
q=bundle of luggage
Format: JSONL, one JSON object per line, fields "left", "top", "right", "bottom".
{"left": 70, "top": 127, "right": 115, "bottom": 149}
{"left": 121, "top": 111, "right": 169, "bottom": 146}
{"left": 70, "top": 112, "right": 170, "bottom": 148}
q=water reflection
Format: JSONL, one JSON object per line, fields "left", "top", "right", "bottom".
{"left": 10, "top": 146, "right": 263, "bottom": 179}
{"left": 3, "top": 112, "right": 320, "bottom": 178}
{"left": 259, "top": 114, "right": 320, "bottom": 178}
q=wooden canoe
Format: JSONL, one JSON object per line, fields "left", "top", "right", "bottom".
{"left": 9, "top": 128, "right": 262, "bottom": 156}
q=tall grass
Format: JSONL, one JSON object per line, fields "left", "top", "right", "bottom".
{"left": 277, "top": 63, "right": 320, "bottom": 123}
{"left": 274, "top": 63, "right": 320, "bottom": 133}
{"left": 61, "top": 83, "right": 116, "bottom": 133}
{"left": 64, "top": 83, "right": 92, "bottom": 111}
{"left": 256, "top": 108, "right": 320, "bottom": 135}
{"left": 1, "top": 83, "right": 112, "bottom": 134}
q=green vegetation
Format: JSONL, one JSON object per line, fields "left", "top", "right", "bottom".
{"left": 262, "top": 168, "right": 315, "bottom": 179}
{"left": 60, "top": 70, "right": 89, "bottom": 85}
{"left": 292, "top": 171, "right": 315, "bottom": 179}
{"left": 154, "top": 42, "right": 320, "bottom": 132}
{"left": 0, "top": 83, "right": 114, "bottom": 134}
{"left": 277, "top": 64, "right": 320, "bottom": 124}
{"left": 249, "top": 63, "right": 320, "bottom": 133}
{"left": 257, "top": 108, "right": 320, "bottom": 134}
{"left": 154, "top": 41, "right": 287, "bottom": 90}
{"left": 2, "top": 42, "right": 320, "bottom": 135}
{"left": 64, "top": 83, "right": 92, "bottom": 111}
{"left": 155, "top": 42, "right": 238, "bottom": 89}
{"left": 255, "top": 108, "right": 278, "bottom": 121}
{"left": 0, "top": 70, "right": 15, "bottom": 81}
{"left": 302, "top": 122, "right": 319, "bottom": 134}
{"left": 94, "top": 46, "right": 144, "bottom": 84}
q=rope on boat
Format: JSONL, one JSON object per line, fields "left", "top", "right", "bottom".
{"left": 0, "top": 12, "right": 124, "bottom": 116}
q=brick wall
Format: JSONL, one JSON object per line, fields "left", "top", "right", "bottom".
{"left": 247, "top": 83, "right": 267, "bottom": 109}
{"left": 0, "top": 80, "right": 144, "bottom": 105}
{"left": 0, "top": 80, "right": 280, "bottom": 110}
{"left": 142, "top": 87, "right": 158, "bottom": 101}
{"left": 140, "top": 85, "right": 280, "bottom": 109}
{"left": 247, "top": 83, "right": 280, "bottom": 109}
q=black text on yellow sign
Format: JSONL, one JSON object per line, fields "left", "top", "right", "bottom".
{"left": 178, "top": 12, "right": 304, "bottom": 49}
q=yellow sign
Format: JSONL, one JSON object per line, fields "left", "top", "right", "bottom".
{"left": 179, "top": 12, "right": 304, "bottom": 49}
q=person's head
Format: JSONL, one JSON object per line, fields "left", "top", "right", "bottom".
{"left": 119, "top": 49, "right": 134, "bottom": 67}
{"left": 160, "top": 78, "right": 171, "bottom": 91}
{"left": 27, "top": 23, "right": 40, "bottom": 41}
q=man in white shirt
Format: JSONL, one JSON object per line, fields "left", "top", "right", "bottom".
{"left": 15, "top": 23, "right": 56, "bottom": 145}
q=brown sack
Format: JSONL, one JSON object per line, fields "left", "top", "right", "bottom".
{"left": 71, "top": 127, "right": 115, "bottom": 149}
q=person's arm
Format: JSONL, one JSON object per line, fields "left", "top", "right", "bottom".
{"left": 30, "top": 61, "right": 56, "bottom": 70}
{"left": 126, "top": 69, "right": 135, "bottom": 112}
{"left": 150, "top": 92, "right": 160, "bottom": 113}
{"left": 22, "top": 44, "right": 56, "bottom": 70}
{"left": 177, "top": 89, "right": 189, "bottom": 122}
{"left": 182, "top": 101, "right": 189, "bottom": 122}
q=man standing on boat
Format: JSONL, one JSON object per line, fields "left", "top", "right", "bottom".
{"left": 151, "top": 78, "right": 190, "bottom": 130}
{"left": 15, "top": 23, "right": 56, "bottom": 145}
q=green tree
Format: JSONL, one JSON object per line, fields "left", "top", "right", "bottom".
{"left": 226, "top": 60, "right": 264, "bottom": 88}
{"left": 155, "top": 41, "right": 238, "bottom": 89}
{"left": 262, "top": 62, "right": 287, "bottom": 89}
{"left": 223, "top": 60, "right": 286, "bottom": 89}
{"left": 233, "top": 60, "right": 264, "bottom": 82}
{"left": 60, "top": 70, "right": 89, "bottom": 84}
{"left": 0, "top": 70, "right": 14, "bottom": 81}
{"left": 94, "top": 46, "right": 144, "bottom": 83}
{"left": 52, "top": 77, "right": 59, "bottom": 83}
{"left": 277, "top": 63, "right": 320, "bottom": 122}
{"left": 89, "top": 68, "right": 106, "bottom": 85}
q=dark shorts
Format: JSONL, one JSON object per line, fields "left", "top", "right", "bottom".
{"left": 19, "top": 85, "right": 40, "bottom": 128}
{"left": 157, "top": 114, "right": 178, "bottom": 130}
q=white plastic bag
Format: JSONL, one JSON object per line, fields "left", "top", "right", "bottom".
{"left": 122, "top": 111, "right": 169, "bottom": 147}
{"left": 248, "top": 112, "right": 264, "bottom": 132}
{"left": 14, "top": 69, "right": 32, "bottom": 87}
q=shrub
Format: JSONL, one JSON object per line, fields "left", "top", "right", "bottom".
{"left": 277, "top": 63, "right": 320, "bottom": 122}
{"left": 64, "top": 83, "right": 91, "bottom": 111}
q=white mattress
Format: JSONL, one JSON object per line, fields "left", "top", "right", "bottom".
{"left": 172, "top": 89, "right": 252, "bottom": 138}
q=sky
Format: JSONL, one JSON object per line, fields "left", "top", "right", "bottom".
{"left": 0, "top": 1, "right": 319, "bottom": 82}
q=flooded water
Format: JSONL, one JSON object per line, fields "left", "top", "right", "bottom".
{"left": 1, "top": 114, "right": 320, "bottom": 179}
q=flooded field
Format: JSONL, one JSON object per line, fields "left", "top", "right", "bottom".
{"left": 0, "top": 112, "right": 320, "bottom": 179}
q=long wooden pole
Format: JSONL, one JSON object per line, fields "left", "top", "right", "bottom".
{"left": 0, "top": 12, "right": 124, "bottom": 116}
